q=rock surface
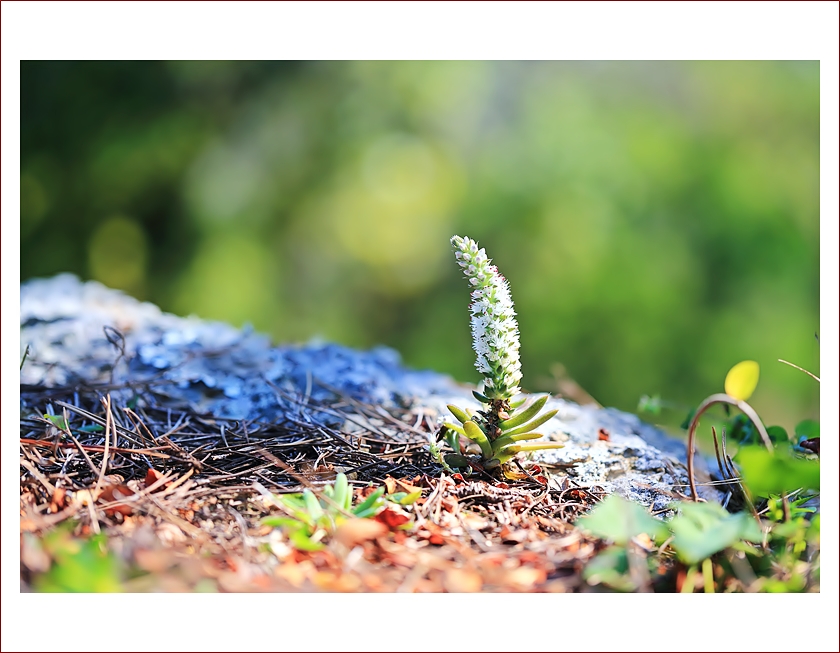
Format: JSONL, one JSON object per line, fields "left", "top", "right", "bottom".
{"left": 19, "top": 274, "right": 722, "bottom": 509}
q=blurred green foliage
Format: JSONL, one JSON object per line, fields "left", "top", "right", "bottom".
{"left": 20, "top": 61, "right": 819, "bottom": 435}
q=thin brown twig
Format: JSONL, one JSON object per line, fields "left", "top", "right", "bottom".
{"left": 19, "top": 438, "right": 170, "bottom": 459}
{"left": 777, "top": 359, "right": 820, "bottom": 382}
{"left": 94, "top": 394, "right": 113, "bottom": 494}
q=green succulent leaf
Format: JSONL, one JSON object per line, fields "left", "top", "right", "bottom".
{"left": 352, "top": 487, "right": 385, "bottom": 516}
{"left": 507, "top": 442, "right": 564, "bottom": 453}
{"left": 302, "top": 489, "right": 324, "bottom": 520}
{"left": 447, "top": 404, "right": 471, "bottom": 424}
{"left": 443, "top": 453, "right": 472, "bottom": 468}
{"left": 444, "top": 429, "right": 461, "bottom": 454}
{"left": 472, "top": 390, "right": 491, "bottom": 404}
{"left": 287, "top": 529, "right": 325, "bottom": 551}
{"left": 333, "top": 473, "right": 350, "bottom": 511}
{"left": 508, "top": 396, "right": 526, "bottom": 409}
{"left": 442, "top": 422, "right": 466, "bottom": 437}
{"left": 503, "top": 408, "right": 559, "bottom": 436}
{"left": 262, "top": 516, "right": 306, "bottom": 530}
{"left": 498, "top": 395, "right": 548, "bottom": 431}
{"left": 491, "top": 432, "right": 544, "bottom": 454}
{"left": 463, "top": 420, "right": 493, "bottom": 459}
{"left": 389, "top": 490, "right": 422, "bottom": 506}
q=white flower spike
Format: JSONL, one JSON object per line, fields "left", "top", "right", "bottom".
{"left": 450, "top": 235, "right": 522, "bottom": 400}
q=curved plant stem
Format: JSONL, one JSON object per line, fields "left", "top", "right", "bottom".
{"left": 686, "top": 393, "right": 773, "bottom": 502}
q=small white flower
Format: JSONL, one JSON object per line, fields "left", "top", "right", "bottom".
{"left": 451, "top": 235, "right": 522, "bottom": 399}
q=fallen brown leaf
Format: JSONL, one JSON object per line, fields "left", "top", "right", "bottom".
{"left": 444, "top": 568, "right": 483, "bottom": 593}
{"left": 49, "top": 487, "right": 67, "bottom": 513}
{"left": 505, "top": 565, "right": 546, "bottom": 590}
{"left": 99, "top": 484, "right": 135, "bottom": 517}
{"left": 335, "top": 518, "right": 388, "bottom": 547}
{"left": 134, "top": 548, "right": 173, "bottom": 573}
{"left": 375, "top": 507, "right": 411, "bottom": 530}
{"left": 144, "top": 468, "right": 169, "bottom": 492}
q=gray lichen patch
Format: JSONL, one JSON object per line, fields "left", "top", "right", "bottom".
{"left": 20, "top": 274, "right": 722, "bottom": 509}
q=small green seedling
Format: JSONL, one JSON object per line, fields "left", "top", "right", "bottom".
{"left": 263, "top": 473, "right": 417, "bottom": 550}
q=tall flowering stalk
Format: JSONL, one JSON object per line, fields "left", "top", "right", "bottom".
{"left": 451, "top": 234, "right": 522, "bottom": 401}
{"left": 436, "top": 235, "right": 563, "bottom": 474}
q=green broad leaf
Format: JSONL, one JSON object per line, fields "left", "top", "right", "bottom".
{"left": 447, "top": 404, "right": 471, "bottom": 424}
{"left": 502, "top": 409, "right": 558, "bottom": 436}
{"left": 724, "top": 360, "right": 760, "bottom": 401}
{"left": 765, "top": 426, "right": 789, "bottom": 445}
{"left": 582, "top": 546, "right": 637, "bottom": 592}
{"left": 736, "top": 445, "right": 820, "bottom": 497}
{"left": 576, "top": 495, "right": 668, "bottom": 546}
{"left": 498, "top": 395, "right": 548, "bottom": 431}
{"left": 463, "top": 421, "right": 493, "bottom": 459}
{"left": 35, "top": 532, "right": 122, "bottom": 593}
{"left": 794, "top": 419, "right": 819, "bottom": 440}
{"left": 43, "top": 414, "right": 68, "bottom": 430}
{"left": 668, "top": 501, "right": 762, "bottom": 565}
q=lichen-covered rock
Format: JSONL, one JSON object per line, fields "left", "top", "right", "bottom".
{"left": 20, "top": 274, "right": 722, "bottom": 509}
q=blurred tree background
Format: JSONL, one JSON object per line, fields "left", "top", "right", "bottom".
{"left": 20, "top": 61, "right": 819, "bottom": 437}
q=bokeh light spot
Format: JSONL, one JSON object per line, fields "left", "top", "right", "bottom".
{"left": 88, "top": 215, "right": 148, "bottom": 295}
